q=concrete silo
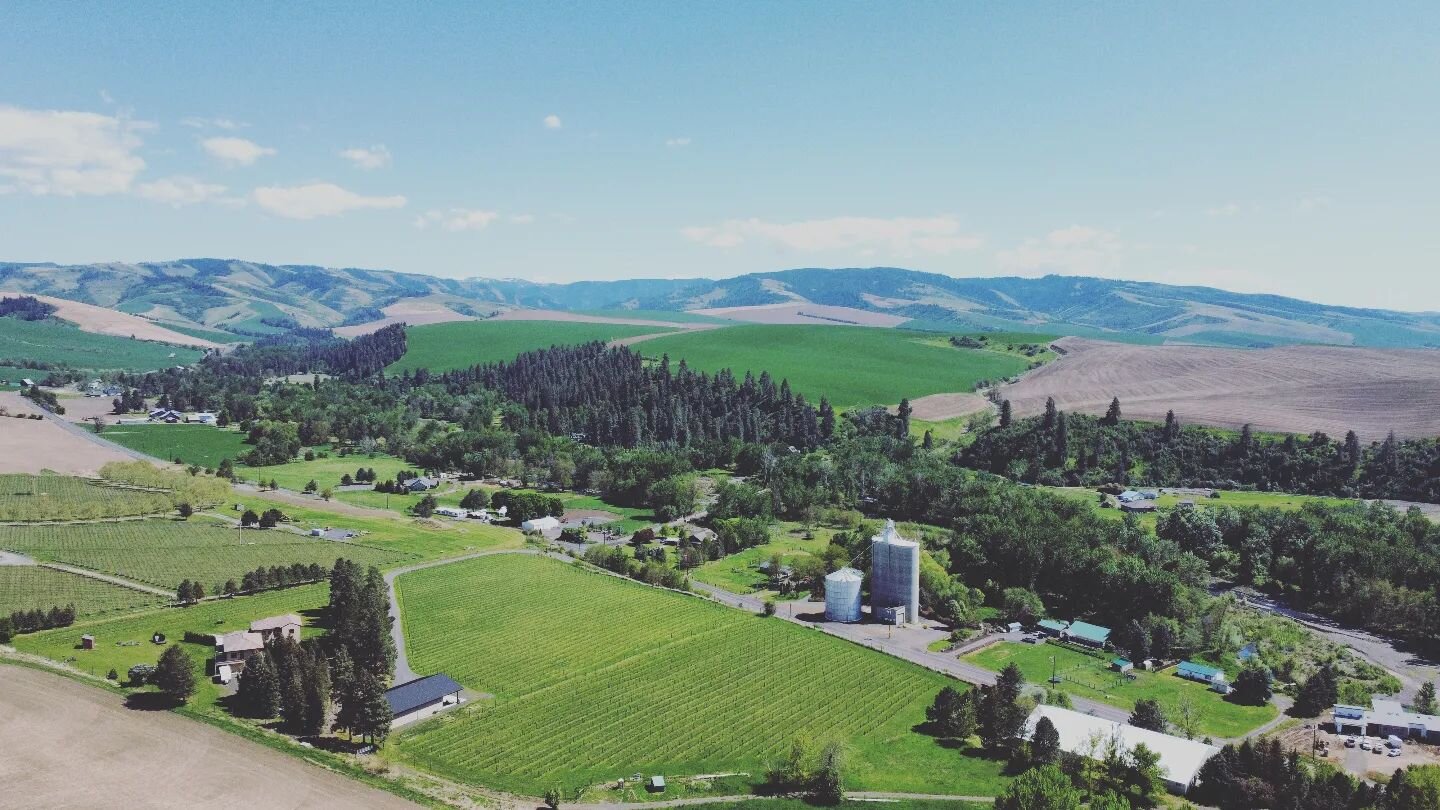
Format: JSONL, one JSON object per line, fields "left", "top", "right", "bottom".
{"left": 870, "top": 519, "right": 919, "bottom": 624}
{"left": 824, "top": 567, "right": 864, "bottom": 623}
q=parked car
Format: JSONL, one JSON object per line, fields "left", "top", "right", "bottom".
{"left": 1388, "top": 748, "right": 1402, "bottom": 758}
{"left": 1360, "top": 739, "right": 1371, "bottom": 750}
{"left": 1022, "top": 636, "right": 1040, "bottom": 644}
{"left": 1345, "top": 736, "right": 1357, "bottom": 748}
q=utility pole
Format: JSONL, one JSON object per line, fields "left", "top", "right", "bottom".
{"left": 1050, "top": 655, "right": 1059, "bottom": 685}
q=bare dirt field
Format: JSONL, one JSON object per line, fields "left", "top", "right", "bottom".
{"left": 492, "top": 308, "right": 701, "bottom": 328}
{"left": 691, "top": 302, "right": 909, "bottom": 327}
{"left": 53, "top": 392, "right": 126, "bottom": 425}
{"left": 0, "top": 664, "right": 416, "bottom": 809}
{"left": 904, "top": 392, "right": 993, "bottom": 421}
{"left": 333, "top": 300, "right": 476, "bottom": 338}
{"left": 0, "top": 392, "right": 133, "bottom": 474}
{"left": 1002, "top": 337, "right": 1440, "bottom": 441}
{"left": 6, "top": 294, "right": 222, "bottom": 349}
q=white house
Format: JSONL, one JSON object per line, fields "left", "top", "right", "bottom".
{"left": 521, "top": 515, "right": 561, "bottom": 533}
{"left": 1024, "top": 705, "right": 1220, "bottom": 795}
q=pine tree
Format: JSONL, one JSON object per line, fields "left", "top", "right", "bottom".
{"left": 301, "top": 648, "right": 331, "bottom": 736}
{"left": 926, "top": 685, "right": 977, "bottom": 740}
{"left": 1030, "top": 715, "right": 1060, "bottom": 764}
{"left": 1042, "top": 396, "right": 1057, "bottom": 430}
{"left": 1103, "top": 397, "right": 1122, "bottom": 426}
{"left": 819, "top": 396, "right": 835, "bottom": 439}
{"left": 352, "top": 669, "right": 394, "bottom": 744}
{"left": 154, "top": 644, "right": 196, "bottom": 704}
{"left": 330, "top": 646, "right": 357, "bottom": 736}
{"left": 176, "top": 579, "right": 192, "bottom": 604}
{"left": 999, "top": 399, "right": 1012, "bottom": 428}
{"left": 237, "top": 651, "right": 281, "bottom": 718}
{"left": 1164, "top": 409, "right": 1178, "bottom": 441}
{"left": 1296, "top": 663, "right": 1339, "bottom": 716}
{"left": 1414, "top": 681, "right": 1437, "bottom": 715}
{"left": 896, "top": 398, "right": 912, "bottom": 439}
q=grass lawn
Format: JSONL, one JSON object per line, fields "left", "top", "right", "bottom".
{"left": 239, "top": 451, "right": 413, "bottom": 494}
{"left": 392, "top": 554, "right": 1008, "bottom": 797}
{"left": 101, "top": 424, "right": 249, "bottom": 467}
{"left": 0, "top": 566, "right": 162, "bottom": 616}
{"left": 965, "top": 641, "right": 1275, "bottom": 738}
{"left": 690, "top": 522, "right": 835, "bottom": 595}
{"left": 388, "top": 320, "right": 678, "bottom": 374}
{"left": 633, "top": 325, "right": 1032, "bottom": 409}
{"left": 0, "top": 516, "right": 411, "bottom": 593}
{"left": 0, "top": 316, "right": 204, "bottom": 371}
{"left": 226, "top": 490, "right": 525, "bottom": 561}
{"left": 13, "top": 583, "right": 330, "bottom": 693}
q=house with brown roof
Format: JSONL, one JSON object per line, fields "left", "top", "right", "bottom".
{"left": 249, "top": 613, "right": 301, "bottom": 643}
{"left": 212, "top": 614, "right": 302, "bottom": 681}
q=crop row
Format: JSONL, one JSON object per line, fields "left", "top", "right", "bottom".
{"left": 0, "top": 567, "right": 162, "bottom": 616}
{"left": 0, "top": 474, "right": 175, "bottom": 521}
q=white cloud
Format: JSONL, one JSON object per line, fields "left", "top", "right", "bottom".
{"left": 509, "top": 213, "right": 536, "bottom": 225}
{"left": 665, "top": 137, "right": 692, "bottom": 148}
{"left": 339, "top": 144, "right": 391, "bottom": 170}
{"left": 414, "top": 207, "right": 500, "bottom": 231}
{"left": 996, "top": 225, "right": 1125, "bottom": 276}
{"left": 201, "top": 136, "right": 275, "bottom": 166}
{"left": 135, "top": 176, "right": 229, "bottom": 207}
{"left": 1206, "top": 202, "right": 1242, "bottom": 217}
{"left": 182, "top": 117, "right": 244, "bottom": 130}
{"left": 0, "top": 104, "right": 150, "bottom": 196}
{"left": 252, "top": 182, "right": 406, "bottom": 219}
{"left": 99, "top": 89, "right": 115, "bottom": 104}
{"left": 543, "top": 114, "right": 562, "bottom": 130}
{"left": 1297, "top": 195, "right": 1333, "bottom": 213}
{"left": 681, "top": 215, "right": 983, "bottom": 256}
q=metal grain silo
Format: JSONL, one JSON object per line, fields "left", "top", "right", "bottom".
{"left": 870, "top": 519, "right": 920, "bottom": 624}
{"left": 824, "top": 567, "right": 863, "bottom": 623}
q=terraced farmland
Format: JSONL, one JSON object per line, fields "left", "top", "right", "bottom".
{"left": 0, "top": 567, "right": 161, "bottom": 616}
{"left": 0, "top": 474, "right": 176, "bottom": 521}
{"left": 394, "top": 555, "right": 1004, "bottom": 796}
{"left": 0, "top": 518, "right": 410, "bottom": 592}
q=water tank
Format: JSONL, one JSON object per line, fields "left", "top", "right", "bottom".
{"left": 870, "top": 519, "right": 920, "bottom": 624}
{"left": 824, "top": 567, "right": 863, "bottom": 623}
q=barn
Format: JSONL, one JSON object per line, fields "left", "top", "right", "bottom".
{"left": 385, "top": 673, "right": 464, "bottom": 727}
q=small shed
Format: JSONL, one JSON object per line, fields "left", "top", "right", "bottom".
{"left": 81, "top": 634, "right": 95, "bottom": 650}
{"left": 648, "top": 776, "right": 666, "bottom": 793}
{"left": 1111, "top": 657, "right": 1134, "bottom": 673}
{"left": 1007, "top": 622, "right": 1023, "bottom": 633}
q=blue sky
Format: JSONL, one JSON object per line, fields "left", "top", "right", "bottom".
{"left": 1, "top": 2, "right": 1437, "bottom": 309}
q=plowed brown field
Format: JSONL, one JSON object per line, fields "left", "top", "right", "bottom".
{"left": 1002, "top": 337, "right": 1440, "bottom": 441}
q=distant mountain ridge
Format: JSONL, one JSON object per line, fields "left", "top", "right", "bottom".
{"left": 3, "top": 258, "right": 1437, "bottom": 348}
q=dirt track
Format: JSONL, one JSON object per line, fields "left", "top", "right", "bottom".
{"left": 1002, "top": 337, "right": 1440, "bottom": 441}
{"left": 0, "top": 664, "right": 416, "bottom": 809}
{"left": 6, "top": 293, "right": 222, "bottom": 349}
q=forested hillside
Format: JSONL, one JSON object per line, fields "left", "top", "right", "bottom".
{"left": 958, "top": 403, "right": 1440, "bottom": 502}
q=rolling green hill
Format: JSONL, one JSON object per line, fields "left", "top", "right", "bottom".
{"left": 635, "top": 324, "right": 1032, "bottom": 408}
{"left": 0, "top": 316, "right": 204, "bottom": 371}
{"left": 387, "top": 320, "right": 676, "bottom": 374}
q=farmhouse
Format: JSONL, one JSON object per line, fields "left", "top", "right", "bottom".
{"left": 1176, "top": 660, "right": 1230, "bottom": 693}
{"left": 249, "top": 613, "right": 301, "bottom": 643}
{"left": 434, "top": 507, "right": 467, "bottom": 519}
{"left": 1024, "top": 705, "right": 1220, "bottom": 795}
{"left": 1120, "top": 500, "right": 1157, "bottom": 514}
{"left": 1332, "top": 698, "right": 1440, "bottom": 743}
{"left": 521, "top": 515, "right": 561, "bottom": 533}
{"left": 214, "top": 630, "right": 265, "bottom": 678}
{"left": 1037, "top": 619, "right": 1069, "bottom": 637}
{"left": 404, "top": 477, "right": 440, "bottom": 492}
{"left": 184, "top": 411, "right": 217, "bottom": 424}
{"left": 386, "top": 673, "right": 464, "bottom": 727}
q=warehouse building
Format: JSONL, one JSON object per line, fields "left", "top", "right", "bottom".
{"left": 1024, "top": 705, "right": 1219, "bottom": 795}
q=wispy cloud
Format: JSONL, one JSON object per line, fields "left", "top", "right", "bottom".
{"left": 0, "top": 104, "right": 150, "bottom": 196}
{"left": 181, "top": 116, "right": 244, "bottom": 130}
{"left": 681, "top": 215, "right": 983, "bottom": 255}
{"left": 997, "top": 225, "right": 1125, "bottom": 275}
{"left": 509, "top": 214, "right": 536, "bottom": 225}
{"left": 543, "top": 114, "right": 562, "bottom": 130}
{"left": 135, "top": 176, "right": 229, "bottom": 207}
{"left": 414, "top": 207, "right": 500, "bottom": 231}
{"left": 201, "top": 136, "right": 275, "bottom": 166}
{"left": 665, "top": 137, "right": 692, "bottom": 148}
{"left": 252, "top": 182, "right": 405, "bottom": 219}
{"left": 339, "top": 144, "right": 391, "bottom": 170}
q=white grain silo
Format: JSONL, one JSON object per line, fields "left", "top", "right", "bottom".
{"left": 824, "top": 567, "right": 864, "bottom": 623}
{"left": 870, "top": 519, "right": 920, "bottom": 624}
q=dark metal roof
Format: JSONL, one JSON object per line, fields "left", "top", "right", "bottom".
{"left": 385, "top": 673, "right": 462, "bottom": 715}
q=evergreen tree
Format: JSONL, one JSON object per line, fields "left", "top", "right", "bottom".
{"left": 1103, "top": 397, "right": 1121, "bottom": 426}
{"left": 1116, "top": 619, "right": 1148, "bottom": 662}
{"left": 1030, "top": 715, "right": 1061, "bottom": 765}
{"left": 810, "top": 740, "right": 844, "bottom": 806}
{"left": 819, "top": 396, "right": 836, "bottom": 439}
{"left": 236, "top": 651, "right": 281, "bottom": 718}
{"left": 154, "top": 644, "right": 196, "bottom": 704}
{"left": 176, "top": 579, "right": 193, "bottom": 604}
{"left": 1042, "top": 397, "right": 1057, "bottom": 431}
{"left": 1415, "top": 681, "right": 1437, "bottom": 715}
{"left": 999, "top": 399, "right": 1012, "bottom": 428}
{"left": 979, "top": 663, "right": 1027, "bottom": 748}
{"left": 1129, "top": 698, "right": 1167, "bottom": 732}
{"left": 896, "top": 398, "right": 912, "bottom": 439}
{"left": 995, "top": 765, "right": 1081, "bottom": 810}
{"left": 1295, "top": 663, "right": 1339, "bottom": 716}
{"left": 925, "top": 685, "right": 977, "bottom": 740}
{"left": 1232, "top": 663, "right": 1273, "bottom": 706}
{"left": 330, "top": 646, "right": 357, "bottom": 736}
{"left": 301, "top": 648, "right": 331, "bottom": 736}
{"left": 352, "top": 669, "right": 394, "bottom": 744}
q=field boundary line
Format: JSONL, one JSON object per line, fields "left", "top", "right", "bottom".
{"left": 37, "top": 562, "right": 175, "bottom": 598}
